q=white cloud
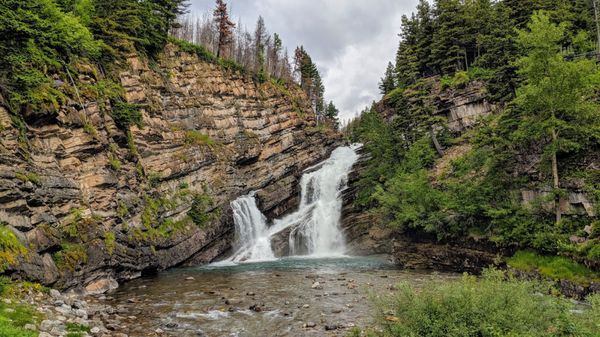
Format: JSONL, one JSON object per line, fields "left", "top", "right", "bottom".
{"left": 188, "top": 0, "right": 418, "bottom": 120}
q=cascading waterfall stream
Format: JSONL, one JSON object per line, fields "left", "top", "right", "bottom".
{"left": 227, "top": 145, "right": 360, "bottom": 263}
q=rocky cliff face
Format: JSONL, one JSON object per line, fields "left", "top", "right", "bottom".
{"left": 0, "top": 44, "right": 340, "bottom": 292}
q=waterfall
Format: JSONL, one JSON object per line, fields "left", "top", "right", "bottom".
{"left": 227, "top": 145, "right": 360, "bottom": 263}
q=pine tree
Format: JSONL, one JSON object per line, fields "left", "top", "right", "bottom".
{"left": 379, "top": 62, "right": 396, "bottom": 94}
{"left": 431, "top": 0, "right": 466, "bottom": 74}
{"left": 254, "top": 16, "right": 268, "bottom": 73}
{"left": 213, "top": 0, "right": 235, "bottom": 58}
{"left": 395, "top": 15, "right": 420, "bottom": 88}
{"left": 325, "top": 101, "right": 340, "bottom": 129}
{"left": 414, "top": 0, "right": 435, "bottom": 75}
{"left": 476, "top": 1, "right": 520, "bottom": 102}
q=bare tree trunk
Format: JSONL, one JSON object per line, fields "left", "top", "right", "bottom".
{"left": 551, "top": 127, "right": 561, "bottom": 224}
{"left": 429, "top": 126, "right": 444, "bottom": 156}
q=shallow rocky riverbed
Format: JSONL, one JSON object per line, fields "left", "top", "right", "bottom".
{"left": 90, "top": 256, "right": 458, "bottom": 337}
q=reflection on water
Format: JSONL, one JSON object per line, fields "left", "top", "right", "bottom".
{"left": 101, "top": 256, "right": 458, "bottom": 337}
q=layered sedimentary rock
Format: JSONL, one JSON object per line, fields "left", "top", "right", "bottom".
{"left": 0, "top": 44, "right": 340, "bottom": 291}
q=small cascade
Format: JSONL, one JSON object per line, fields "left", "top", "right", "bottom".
{"left": 228, "top": 192, "right": 275, "bottom": 262}
{"left": 227, "top": 145, "right": 360, "bottom": 263}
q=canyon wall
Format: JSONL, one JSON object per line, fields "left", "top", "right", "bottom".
{"left": 0, "top": 44, "right": 340, "bottom": 292}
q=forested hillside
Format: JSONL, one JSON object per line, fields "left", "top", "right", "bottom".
{"left": 348, "top": 0, "right": 600, "bottom": 276}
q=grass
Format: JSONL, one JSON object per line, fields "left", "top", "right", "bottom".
{"left": 66, "top": 322, "right": 90, "bottom": 337}
{"left": 184, "top": 130, "right": 215, "bottom": 147}
{"left": 104, "top": 231, "right": 116, "bottom": 255}
{"left": 0, "top": 278, "right": 44, "bottom": 337}
{"left": 0, "top": 224, "right": 27, "bottom": 272}
{"left": 108, "top": 156, "right": 122, "bottom": 171}
{"left": 360, "top": 269, "right": 600, "bottom": 337}
{"left": 14, "top": 171, "right": 40, "bottom": 185}
{"left": 168, "top": 37, "right": 246, "bottom": 74}
{"left": 507, "top": 250, "right": 600, "bottom": 285}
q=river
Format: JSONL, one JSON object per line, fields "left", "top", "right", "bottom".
{"left": 95, "top": 145, "right": 458, "bottom": 336}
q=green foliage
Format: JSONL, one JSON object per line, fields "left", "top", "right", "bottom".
{"left": 66, "top": 322, "right": 90, "bottom": 336}
{"left": 440, "top": 68, "right": 494, "bottom": 91}
{"left": 184, "top": 130, "right": 215, "bottom": 147}
{"left": 14, "top": 171, "right": 41, "bottom": 185}
{"left": 111, "top": 101, "right": 142, "bottom": 130}
{"left": 108, "top": 155, "right": 122, "bottom": 171}
{"left": 104, "top": 231, "right": 115, "bottom": 255}
{"left": 188, "top": 192, "right": 214, "bottom": 228}
{"left": 0, "top": 301, "right": 40, "bottom": 337}
{"left": 169, "top": 37, "right": 245, "bottom": 73}
{"left": 52, "top": 243, "right": 88, "bottom": 271}
{"left": 507, "top": 251, "right": 600, "bottom": 285}
{"left": 367, "top": 269, "right": 600, "bottom": 337}
{"left": 0, "top": 0, "right": 101, "bottom": 113}
{"left": 0, "top": 224, "right": 27, "bottom": 272}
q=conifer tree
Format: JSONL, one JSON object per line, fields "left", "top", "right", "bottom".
{"left": 213, "top": 0, "right": 235, "bottom": 58}
{"left": 254, "top": 16, "right": 268, "bottom": 73}
{"left": 379, "top": 62, "right": 396, "bottom": 94}
{"left": 325, "top": 101, "right": 340, "bottom": 129}
{"left": 431, "top": 0, "right": 466, "bottom": 74}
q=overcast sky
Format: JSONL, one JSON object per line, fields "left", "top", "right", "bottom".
{"left": 188, "top": 0, "right": 419, "bottom": 122}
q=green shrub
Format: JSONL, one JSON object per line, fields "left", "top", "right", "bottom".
{"left": 52, "top": 243, "right": 88, "bottom": 271}
{"left": 507, "top": 251, "right": 600, "bottom": 285}
{"left": 110, "top": 101, "right": 142, "bottom": 130}
{"left": 188, "top": 192, "right": 214, "bottom": 228}
{"left": 184, "top": 130, "right": 215, "bottom": 147}
{"left": 368, "top": 269, "right": 599, "bottom": 337}
{"left": 169, "top": 37, "right": 217, "bottom": 63}
{"left": 0, "top": 224, "right": 27, "bottom": 272}
{"left": 104, "top": 231, "right": 115, "bottom": 255}
{"left": 108, "top": 156, "right": 121, "bottom": 171}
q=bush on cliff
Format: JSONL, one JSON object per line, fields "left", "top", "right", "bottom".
{"left": 362, "top": 269, "right": 600, "bottom": 337}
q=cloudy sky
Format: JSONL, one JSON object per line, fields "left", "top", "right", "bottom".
{"left": 188, "top": 0, "right": 419, "bottom": 122}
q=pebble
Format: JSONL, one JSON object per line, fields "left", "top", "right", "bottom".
{"left": 91, "top": 326, "right": 101, "bottom": 334}
{"left": 311, "top": 282, "right": 323, "bottom": 290}
{"left": 302, "top": 304, "right": 310, "bottom": 309}
{"left": 325, "top": 324, "right": 342, "bottom": 331}
{"left": 304, "top": 322, "right": 317, "bottom": 328}
{"left": 185, "top": 277, "right": 195, "bottom": 281}
{"left": 155, "top": 328, "right": 164, "bottom": 334}
{"left": 331, "top": 309, "right": 342, "bottom": 314}
{"left": 246, "top": 292, "right": 255, "bottom": 296}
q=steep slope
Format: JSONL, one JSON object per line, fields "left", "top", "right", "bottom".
{"left": 0, "top": 43, "right": 340, "bottom": 291}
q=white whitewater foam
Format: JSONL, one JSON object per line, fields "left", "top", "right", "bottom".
{"left": 227, "top": 145, "right": 360, "bottom": 263}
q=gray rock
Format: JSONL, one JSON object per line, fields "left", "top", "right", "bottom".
{"left": 74, "top": 308, "right": 88, "bottom": 318}
{"left": 90, "top": 326, "right": 101, "bottom": 334}
{"left": 49, "top": 289, "right": 61, "bottom": 299}
{"left": 23, "top": 323, "right": 36, "bottom": 330}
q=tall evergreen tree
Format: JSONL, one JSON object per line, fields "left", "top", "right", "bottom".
{"left": 253, "top": 16, "right": 268, "bottom": 73}
{"left": 324, "top": 101, "right": 340, "bottom": 129}
{"left": 379, "top": 62, "right": 396, "bottom": 94}
{"left": 213, "top": 0, "right": 234, "bottom": 58}
{"left": 431, "top": 0, "right": 465, "bottom": 74}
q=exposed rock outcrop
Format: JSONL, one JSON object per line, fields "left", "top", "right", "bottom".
{"left": 0, "top": 43, "right": 340, "bottom": 290}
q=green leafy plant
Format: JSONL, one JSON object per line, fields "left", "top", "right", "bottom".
{"left": 366, "top": 269, "right": 600, "bottom": 337}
